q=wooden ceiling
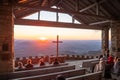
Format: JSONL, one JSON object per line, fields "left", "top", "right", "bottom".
{"left": 1, "top": 0, "right": 120, "bottom": 30}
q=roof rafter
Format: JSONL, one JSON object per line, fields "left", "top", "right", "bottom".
{"left": 79, "top": 0, "right": 106, "bottom": 12}
{"left": 14, "top": 4, "right": 112, "bottom": 20}
{"left": 89, "top": 20, "right": 111, "bottom": 25}
{"left": 14, "top": 19, "right": 103, "bottom": 30}
{"left": 41, "top": 0, "right": 49, "bottom": 7}
{"left": 60, "top": 0, "right": 85, "bottom": 24}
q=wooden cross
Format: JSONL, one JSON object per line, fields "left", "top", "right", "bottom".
{"left": 52, "top": 35, "right": 63, "bottom": 58}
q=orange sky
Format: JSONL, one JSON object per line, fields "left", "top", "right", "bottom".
{"left": 14, "top": 25, "right": 101, "bottom": 40}
{"left": 14, "top": 11, "right": 102, "bottom": 40}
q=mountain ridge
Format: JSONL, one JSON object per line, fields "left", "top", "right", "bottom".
{"left": 14, "top": 40, "right": 102, "bottom": 57}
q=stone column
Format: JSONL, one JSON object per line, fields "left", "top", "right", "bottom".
{"left": 0, "top": 5, "right": 14, "bottom": 74}
{"left": 111, "top": 23, "right": 120, "bottom": 57}
{"left": 102, "top": 27, "right": 109, "bottom": 55}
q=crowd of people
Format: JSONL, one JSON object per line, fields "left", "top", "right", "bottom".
{"left": 17, "top": 57, "right": 60, "bottom": 71}
{"left": 94, "top": 50, "right": 120, "bottom": 80}
{"left": 17, "top": 57, "right": 66, "bottom": 80}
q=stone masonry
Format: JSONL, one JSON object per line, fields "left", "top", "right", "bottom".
{"left": 102, "top": 27, "right": 109, "bottom": 55}
{"left": 0, "top": 5, "right": 14, "bottom": 74}
{"left": 111, "top": 22, "right": 120, "bottom": 57}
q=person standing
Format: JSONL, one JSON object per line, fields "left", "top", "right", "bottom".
{"left": 104, "top": 54, "right": 114, "bottom": 79}
{"left": 111, "top": 58, "right": 120, "bottom": 80}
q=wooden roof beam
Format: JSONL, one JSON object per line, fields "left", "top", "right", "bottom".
{"left": 14, "top": 19, "right": 103, "bottom": 30}
{"left": 79, "top": 0, "right": 106, "bottom": 12}
{"left": 14, "top": 4, "right": 112, "bottom": 20}
{"left": 89, "top": 20, "right": 111, "bottom": 25}
{"left": 41, "top": 0, "right": 49, "bottom": 7}
{"left": 89, "top": 20, "right": 120, "bottom": 25}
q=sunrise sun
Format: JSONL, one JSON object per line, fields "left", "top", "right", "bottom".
{"left": 39, "top": 37, "right": 48, "bottom": 41}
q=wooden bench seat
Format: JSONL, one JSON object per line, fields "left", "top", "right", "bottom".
{"left": 0, "top": 65, "right": 75, "bottom": 80}
{"left": 11, "top": 68, "right": 86, "bottom": 80}
{"left": 66, "top": 71, "right": 102, "bottom": 80}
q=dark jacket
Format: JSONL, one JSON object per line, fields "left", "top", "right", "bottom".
{"left": 104, "top": 63, "right": 113, "bottom": 78}
{"left": 113, "top": 61, "right": 120, "bottom": 76}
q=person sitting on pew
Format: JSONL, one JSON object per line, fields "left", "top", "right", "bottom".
{"left": 17, "top": 61, "right": 24, "bottom": 71}
{"left": 94, "top": 57, "right": 105, "bottom": 72}
{"left": 39, "top": 58, "right": 45, "bottom": 66}
{"left": 56, "top": 75, "right": 65, "bottom": 80}
{"left": 53, "top": 58, "right": 59, "bottom": 65}
{"left": 25, "top": 59, "right": 33, "bottom": 70}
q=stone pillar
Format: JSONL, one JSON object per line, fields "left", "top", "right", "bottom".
{"left": 102, "top": 27, "right": 109, "bottom": 54}
{"left": 0, "top": 5, "right": 14, "bottom": 74}
{"left": 111, "top": 23, "right": 120, "bottom": 57}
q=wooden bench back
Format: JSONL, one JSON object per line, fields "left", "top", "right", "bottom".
{"left": 66, "top": 71, "right": 102, "bottom": 80}
{"left": 82, "top": 59, "right": 99, "bottom": 68}
{"left": 12, "top": 68, "right": 86, "bottom": 80}
{"left": 0, "top": 65, "right": 75, "bottom": 80}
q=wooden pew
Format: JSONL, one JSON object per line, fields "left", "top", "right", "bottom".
{"left": 15, "top": 63, "right": 68, "bottom": 71}
{"left": 66, "top": 71, "right": 102, "bottom": 80}
{"left": 11, "top": 68, "right": 86, "bottom": 80}
{"left": 82, "top": 59, "right": 99, "bottom": 68}
{"left": 0, "top": 65, "right": 75, "bottom": 80}
{"left": 82, "top": 59, "right": 99, "bottom": 72}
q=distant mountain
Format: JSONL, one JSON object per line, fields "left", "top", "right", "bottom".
{"left": 14, "top": 40, "right": 102, "bottom": 58}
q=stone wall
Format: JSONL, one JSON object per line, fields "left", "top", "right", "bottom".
{"left": 111, "top": 23, "right": 120, "bottom": 57}
{"left": 102, "top": 27, "right": 109, "bottom": 54}
{"left": 15, "top": 54, "right": 97, "bottom": 67}
{"left": 0, "top": 5, "right": 14, "bottom": 74}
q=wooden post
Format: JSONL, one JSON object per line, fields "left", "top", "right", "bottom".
{"left": 38, "top": 11, "right": 40, "bottom": 20}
